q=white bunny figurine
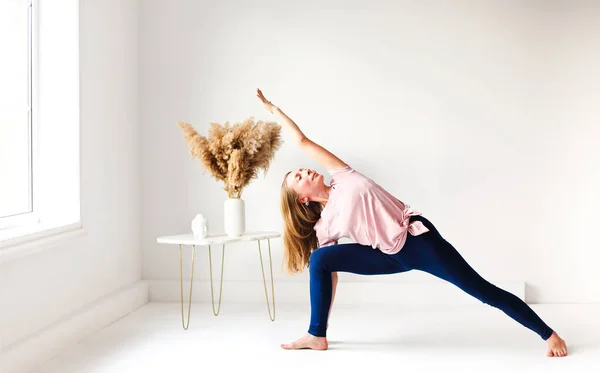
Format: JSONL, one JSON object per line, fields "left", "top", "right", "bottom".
{"left": 191, "top": 214, "right": 208, "bottom": 238}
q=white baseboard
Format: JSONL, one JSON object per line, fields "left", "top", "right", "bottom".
{"left": 148, "top": 279, "right": 525, "bottom": 306}
{"left": 1, "top": 281, "right": 149, "bottom": 373}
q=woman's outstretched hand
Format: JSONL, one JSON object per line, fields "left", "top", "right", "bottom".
{"left": 257, "top": 88, "right": 277, "bottom": 114}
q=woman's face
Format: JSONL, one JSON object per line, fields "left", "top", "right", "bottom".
{"left": 286, "top": 168, "right": 324, "bottom": 203}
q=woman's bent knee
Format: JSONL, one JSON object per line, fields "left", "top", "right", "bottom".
{"left": 309, "top": 246, "right": 336, "bottom": 273}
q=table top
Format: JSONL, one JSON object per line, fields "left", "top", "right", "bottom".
{"left": 157, "top": 231, "right": 281, "bottom": 246}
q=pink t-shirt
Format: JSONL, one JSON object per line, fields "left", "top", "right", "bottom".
{"left": 314, "top": 165, "right": 429, "bottom": 254}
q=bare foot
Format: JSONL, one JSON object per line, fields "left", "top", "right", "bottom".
{"left": 546, "top": 331, "right": 568, "bottom": 357}
{"left": 281, "top": 333, "right": 328, "bottom": 350}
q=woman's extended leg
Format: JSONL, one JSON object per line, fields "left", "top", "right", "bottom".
{"left": 281, "top": 242, "right": 409, "bottom": 350}
{"left": 396, "top": 215, "right": 567, "bottom": 357}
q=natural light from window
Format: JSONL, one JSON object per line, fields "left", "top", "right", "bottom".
{"left": 0, "top": 0, "right": 33, "bottom": 223}
{"left": 0, "top": 0, "right": 81, "bottom": 250}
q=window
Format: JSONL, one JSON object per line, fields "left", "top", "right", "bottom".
{"left": 0, "top": 0, "right": 81, "bottom": 249}
{"left": 0, "top": 0, "right": 35, "bottom": 230}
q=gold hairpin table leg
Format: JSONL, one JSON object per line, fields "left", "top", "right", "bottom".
{"left": 258, "top": 239, "right": 276, "bottom": 321}
{"left": 208, "top": 244, "right": 226, "bottom": 316}
{"left": 180, "top": 244, "right": 196, "bottom": 330}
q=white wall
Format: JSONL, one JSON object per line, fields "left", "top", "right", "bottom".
{"left": 140, "top": 0, "right": 600, "bottom": 304}
{"left": 1, "top": 0, "right": 140, "bottom": 351}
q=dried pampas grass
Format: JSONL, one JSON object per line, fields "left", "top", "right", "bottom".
{"left": 178, "top": 118, "right": 283, "bottom": 198}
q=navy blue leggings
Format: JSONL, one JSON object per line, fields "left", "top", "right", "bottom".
{"left": 308, "top": 215, "right": 554, "bottom": 340}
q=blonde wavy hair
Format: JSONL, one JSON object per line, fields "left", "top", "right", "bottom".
{"left": 280, "top": 171, "right": 323, "bottom": 274}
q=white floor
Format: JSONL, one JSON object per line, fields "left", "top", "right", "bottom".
{"left": 30, "top": 302, "right": 599, "bottom": 373}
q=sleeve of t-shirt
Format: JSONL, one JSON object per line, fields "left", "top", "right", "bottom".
{"left": 327, "top": 164, "right": 353, "bottom": 176}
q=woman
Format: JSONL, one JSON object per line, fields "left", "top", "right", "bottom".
{"left": 256, "top": 89, "right": 568, "bottom": 357}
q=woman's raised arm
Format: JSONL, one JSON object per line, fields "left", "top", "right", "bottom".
{"left": 257, "top": 88, "right": 347, "bottom": 170}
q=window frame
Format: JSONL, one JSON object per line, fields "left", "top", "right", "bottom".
{"left": 0, "top": 0, "right": 38, "bottom": 230}
{"left": 0, "top": 0, "right": 83, "bottom": 254}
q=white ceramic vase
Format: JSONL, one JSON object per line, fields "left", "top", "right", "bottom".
{"left": 224, "top": 198, "right": 245, "bottom": 237}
